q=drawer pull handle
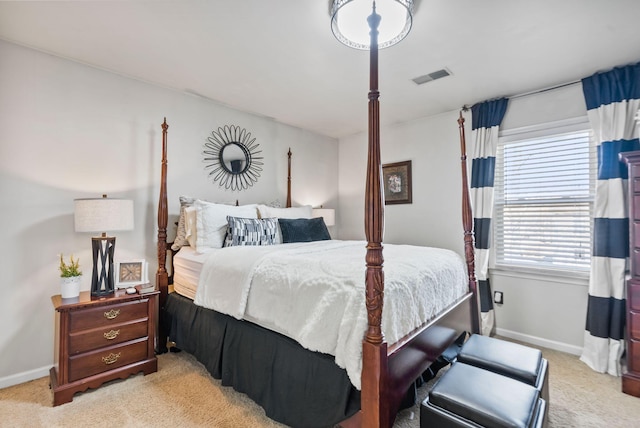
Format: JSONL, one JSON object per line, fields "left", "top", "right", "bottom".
{"left": 102, "top": 352, "right": 121, "bottom": 365}
{"left": 103, "top": 329, "right": 120, "bottom": 340}
{"left": 104, "top": 309, "right": 120, "bottom": 320}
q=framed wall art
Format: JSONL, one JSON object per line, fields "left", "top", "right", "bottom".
{"left": 115, "top": 259, "right": 148, "bottom": 287}
{"left": 382, "top": 160, "right": 412, "bottom": 205}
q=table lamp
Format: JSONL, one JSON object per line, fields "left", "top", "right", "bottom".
{"left": 312, "top": 207, "right": 336, "bottom": 227}
{"left": 74, "top": 195, "right": 134, "bottom": 296}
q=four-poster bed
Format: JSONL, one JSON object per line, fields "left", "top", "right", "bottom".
{"left": 154, "top": 110, "right": 479, "bottom": 427}
{"left": 154, "top": 3, "right": 480, "bottom": 427}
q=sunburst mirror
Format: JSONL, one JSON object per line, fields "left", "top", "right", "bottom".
{"left": 203, "top": 125, "right": 263, "bottom": 191}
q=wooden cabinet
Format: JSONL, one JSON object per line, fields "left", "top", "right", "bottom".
{"left": 50, "top": 289, "right": 158, "bottom": 405}
{"left": 621, "top": 151, "right": 640, "bottom": 397}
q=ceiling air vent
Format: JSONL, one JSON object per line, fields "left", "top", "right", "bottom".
{"left": 412, "top": 68, "right": 451, "bottom": 85}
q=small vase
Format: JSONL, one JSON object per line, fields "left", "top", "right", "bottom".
{"left": 61, "top": 276, "right": 82, "bottom": 299}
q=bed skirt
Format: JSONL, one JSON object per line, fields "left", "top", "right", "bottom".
{"left": 163, "top": 292, "right": 361, "bottom": 427}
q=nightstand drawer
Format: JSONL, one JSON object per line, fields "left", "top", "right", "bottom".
{"left": 69, "top": 299, "right": 148, "bottom": 332}
{"left": 68, "top": 319, "right": 149, "bottom": 355}
{"left": 68, "top": 338, "right": 148, "bottom": 382}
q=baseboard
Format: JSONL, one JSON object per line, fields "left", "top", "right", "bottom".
{"left": 495, "top": 328, "right": 583, "bottom": 356}
{"left": 0, "top": 366, "right": 50, "bottom": 389}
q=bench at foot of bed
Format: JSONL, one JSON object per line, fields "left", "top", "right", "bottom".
{"left": 420, "top": 362, "right": 547, "bottom": 428}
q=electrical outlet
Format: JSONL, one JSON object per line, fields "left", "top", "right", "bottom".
{"left": 493, "top": 291, "right": 504, "bottom": 304}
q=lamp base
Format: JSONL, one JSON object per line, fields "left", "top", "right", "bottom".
{"left": 91, "top": 235, "right": 116, "bottom": 296}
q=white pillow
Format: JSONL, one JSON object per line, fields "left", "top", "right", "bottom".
{"left": 256, "top": 205, "right": 313, "bottom": 244}
{"left": 195, "top": 200, "right": 258, "bottom": 252}
{"left": 257, "top": 205, "right": 313, "bottom": 220}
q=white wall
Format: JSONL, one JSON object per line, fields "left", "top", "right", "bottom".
{"left": 0, "top": 40, "right": 338, "bottom": 387}
{"left": 338, "top": 82, "right": 590, "bottom": 355}
{"left": 337, "top": 110, "right": 465, "bottom": 256}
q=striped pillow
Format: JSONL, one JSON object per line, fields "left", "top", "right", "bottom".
{"left": 225, "top": 217, "right": 278, "bottom": 247}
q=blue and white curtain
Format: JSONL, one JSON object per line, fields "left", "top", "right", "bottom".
{"left": 470, "top": 98, "right": 509, "bottom": 336}
{"left": 580, "top": 62, "right": 640, "bottom": 375}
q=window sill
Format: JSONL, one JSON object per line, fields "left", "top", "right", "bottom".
{"left": 490, "top": 265, "right": 589, "bottom": 287}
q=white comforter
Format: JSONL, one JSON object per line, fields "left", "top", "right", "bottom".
{"left": 194, "top": 240, "right": 468, "bottom": 389}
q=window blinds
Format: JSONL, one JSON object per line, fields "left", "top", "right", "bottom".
{"left": 494, "top": 129, "right": 595, "bottom": 272}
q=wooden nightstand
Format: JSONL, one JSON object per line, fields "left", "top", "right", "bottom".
{"left": 50, "top": 288, "right": 158, "bottom": 406}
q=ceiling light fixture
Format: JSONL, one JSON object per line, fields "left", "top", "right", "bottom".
{"left": 330, "top": 0, "right": 414, "bottom": 50}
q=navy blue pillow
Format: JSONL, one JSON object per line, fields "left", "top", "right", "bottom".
{"left": 278, "top": 217, "right": 331, "bottom": 243}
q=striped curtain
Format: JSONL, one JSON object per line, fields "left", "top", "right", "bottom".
{"left": 470, "top": 98, "right": 509, "bottom": 336}
{"left": 580, "top": 62, "right": 640, "bottom": 375}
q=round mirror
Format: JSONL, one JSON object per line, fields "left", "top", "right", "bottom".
{"left": 220, "top": 142, "right": 249, "bottom": 174}
{"left": 203, "top": 125, "right": 263, "bottom": 191}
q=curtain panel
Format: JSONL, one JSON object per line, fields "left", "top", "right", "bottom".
{"left": 470, "top": 98, "right": 509, "bottom": 336}
{"left": 581, "top": 62, "right": 640, "bottom": 375}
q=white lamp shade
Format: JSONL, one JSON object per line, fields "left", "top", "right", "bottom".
{"left": 74, "top": 197, "right": 134, "bottom": 233}
{"left": 331, "top": 0, "right": 413, "bottom": 50}
{"left": 312, "top": 208, "right": 336, "bottom": 227}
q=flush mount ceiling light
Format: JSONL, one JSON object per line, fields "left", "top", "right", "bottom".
{"left": 331, "top": 0, "right": 414, "bottom": 50}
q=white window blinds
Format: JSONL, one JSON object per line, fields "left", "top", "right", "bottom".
{"left": 494, "top": 126, "right": 595, "bottom": 272}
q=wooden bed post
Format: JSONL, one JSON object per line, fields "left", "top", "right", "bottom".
{"left": 286, "top": 148, "right": 292, "bottom": 208}
{"left": 156, "top": 118, "right": 169, "bottom": 353}
{"left": 361, "top": 5, "right": 390, "bottom": 428}
{"left": 458, "top": 110, "right": 481, "bottom": 335}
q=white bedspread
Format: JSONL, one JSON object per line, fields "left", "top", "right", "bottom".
{"left": 194, "top": 240, "right": 468, "bottom": 389}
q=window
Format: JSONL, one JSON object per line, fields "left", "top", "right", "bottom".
{"left": 494, "top": 120, "right": 595, "bottom": 273}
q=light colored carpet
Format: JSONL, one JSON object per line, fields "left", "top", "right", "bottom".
{"left": 1, "top": 344, "right": 639, "bottom": 427}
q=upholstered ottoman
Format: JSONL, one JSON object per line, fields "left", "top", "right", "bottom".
{"left": 420, "top": 362, "right": 547, "bottom": 428}
{"left": 457, "top": 334, "right": 549, "bottom": 403}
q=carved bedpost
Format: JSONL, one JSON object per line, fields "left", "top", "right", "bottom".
{"left": 156, "top": 118, "right": 169, "bottom": 353}
{"left": 458, "top": 110, "right": 481, "bottom": 335}
{"left": 286, "top": 148, "right": 292, "bottom": 208}
{"left": 361, "top": 5, "right": 390, "bottom": 428}
{"left": 364, "top": 5, "right": 384, "bottom": 349}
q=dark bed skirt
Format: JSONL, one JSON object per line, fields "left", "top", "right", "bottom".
{"left": 163, "top": 292, "right": 361, "bottom": 427}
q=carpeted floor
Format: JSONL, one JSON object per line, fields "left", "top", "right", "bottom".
{"left": 1, "top": 343, "right": 639, "bottom": 427}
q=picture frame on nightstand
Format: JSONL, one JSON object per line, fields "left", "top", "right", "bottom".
{"left": 115, "top": 259, "right": 148, "bottom": 288}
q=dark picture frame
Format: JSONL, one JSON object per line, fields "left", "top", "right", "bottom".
{"left": 382, "top": 160, "right": 412, "bottom": 205}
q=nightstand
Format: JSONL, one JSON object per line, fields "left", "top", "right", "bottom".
{"left": 50, "top": 288, "right": 158, "bottom": 406}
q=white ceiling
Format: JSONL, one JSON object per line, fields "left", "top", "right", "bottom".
{"left": 1, "top": 0, "right": 639, "bottom": 139}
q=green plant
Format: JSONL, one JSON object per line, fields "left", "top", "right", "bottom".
{"left": 59, "top": 254, "right": 82, "bottom": 278}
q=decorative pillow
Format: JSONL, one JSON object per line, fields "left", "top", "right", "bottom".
{"left": 171, "top": 196, "right": 196, "bottom": 251}
{"left": 257, "top": 205, "right": 313, "bottom": 244}
{"left": 224, "top": 217, "right": 278, "bottom": 247}
{"left": 195, "top": 200, "right": 258, "bottom": 252}
{"left": 278, "top": 217, "right": 331, "bottom": 243}
{"left": 184, "top": 206, "right": 197, "bottom": 248}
